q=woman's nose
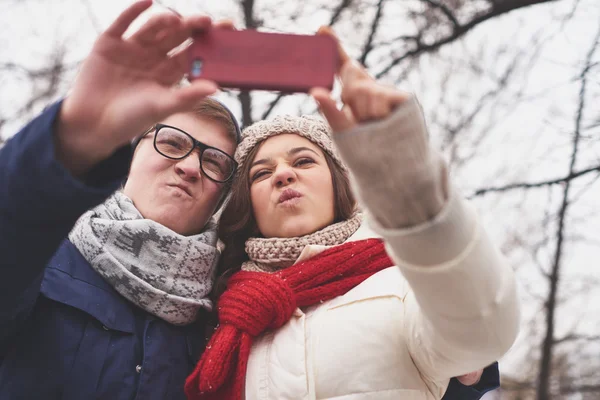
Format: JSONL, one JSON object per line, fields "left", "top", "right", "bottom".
{"left": 273, "top": 165, "right": 297, "bottom": 188}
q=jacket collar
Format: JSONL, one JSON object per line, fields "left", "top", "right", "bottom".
{"left": 41, "top": 240, "right": 136, "bottom": 333}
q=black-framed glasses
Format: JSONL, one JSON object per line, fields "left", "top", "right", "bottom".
{"left": 142, "top": 124, "right": 237, "bottom": 183}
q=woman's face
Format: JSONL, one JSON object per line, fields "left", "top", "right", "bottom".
{"left": 123, "top": 112, "right": 235, "bottom": 236}
{"left": 249, "top": 133, "right": 335, "bottom": 238}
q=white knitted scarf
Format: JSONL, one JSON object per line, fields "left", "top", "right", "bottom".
{"left": 242, "top": 213, "right": 362, "bottom": 273}
{"left": 69, "top": 192, "right": 220, "bottom": 326}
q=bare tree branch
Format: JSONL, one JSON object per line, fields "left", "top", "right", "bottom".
{"left": 261, "top": 93, "right": 286, "bottom": 121}
{"left": 536, "top": 22, "right": 600, "bottom": 400}
{"left": 238, "top": 90, "right": 253, "bottom": 129}
{"left": 420, "top": 0, "right": 460, "bottom": 29}
{"left": 470, "top": 164, "right": 600, "bottom": 197}
{"left": 236, "top": 0, "right": 260, "bottom": 128}
{"left": 329, "top": 0, "right": 353, "bottom": 25}
{"left": 554, "top": 334, "right": 600, "bottom": 345}
{"left": 0, "top": 61, "right": 79, "bottom": 79}
{"left": 259, "top": 0, "right": 355, "bottom": 121}
{"left": 561, "top": 384, "right": 600, "bottom": 394}
{"left": 442, "top": 41, "right": 527, "bottom": 167}
{"left": 240, "top": 0, "right": 259, "bottom": 29}
{"left": 82, "top": 0, "right": 102, "bottom": 34}
{"left": 359, "top": 0, "right": 387, "bottom": 66}
{"left": 375, "top": 0, "right": 557, "bottom": 79}
{"left": 0, "top": 45, "right": 70, "bottom": 142}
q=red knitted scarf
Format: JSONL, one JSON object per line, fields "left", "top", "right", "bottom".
{"left": 184, "top": 238, "right": 394, "bottom": 400}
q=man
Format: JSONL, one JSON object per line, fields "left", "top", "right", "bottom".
{"left": 0, "top": 3, "right": 235, "bottom": 399}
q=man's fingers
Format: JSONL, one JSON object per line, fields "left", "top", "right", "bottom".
{"left": 183, "top": 15, "right": 214, "bottom": 34}
{"left": 155, "top": 51, "right": 188, "bottom": 85}
{"left": 310, "top": 87, "right": 355, "bottom": 133}
{"left": 128, "top": 13, "right": 181, "bottom": 47}
{"left": 156, "top": 79, "right": 218, "bottom": 118}
{"left": 214, "top": 19, "right": 236, "bottom": 30}
{"left": 105, "top": 1, "right": 153, "bottom": 38}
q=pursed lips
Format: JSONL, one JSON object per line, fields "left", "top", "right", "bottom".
{"left": 278, "top": 188, "right": 303, "bottom": 204}
{"left": 168, "top": 183, "right": 193, "bottom": 197}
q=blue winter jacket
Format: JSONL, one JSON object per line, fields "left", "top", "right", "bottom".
{"left": 0, "top": 102, "right": 499, "bottom": 399}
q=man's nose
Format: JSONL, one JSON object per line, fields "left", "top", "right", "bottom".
{"left": 175, "top": 154, "right": 201, "bottom": 181}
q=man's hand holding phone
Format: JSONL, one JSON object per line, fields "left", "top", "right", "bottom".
{"left": 56, "top": 1, "right": 222, "bottom": 176}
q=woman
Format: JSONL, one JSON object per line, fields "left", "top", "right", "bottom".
{"left": 185, "top": 31, "right": 520, "bottom": 400}
{"left": 0, "top": 3, "right": 242, "bottom": 399}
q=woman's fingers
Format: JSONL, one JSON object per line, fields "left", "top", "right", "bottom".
{"left": 339, "top": 59, "right": 372, "bottom": 87}
{"left": 310, "top": 87, "right": 355, "bottom": 133}
{"left": 341, "top": 80, "right": 374, "bottom": 122}
{"left": 341, "top": 80, "right": 410, "bottom": 123}
{"left": 317, "top": 26, "right": 351, "bottom": 67}
{"left": 317, "top": 25, "right": 372, "bottom": 85}
{"left": 382, "top": 85, "right": 411, "bottom": 108}
{"left": 317, "top": 25, "right": 403, "bottom": 125}
{"left": 368, "top": 88, "right": 393, "bottom": 120}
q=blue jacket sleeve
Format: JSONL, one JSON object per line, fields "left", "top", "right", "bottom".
{"left": 442, "top": 363, "right": 500, "bottom": 400}
{"left": 0, "top": 101, "right": 132, "bottom": 340}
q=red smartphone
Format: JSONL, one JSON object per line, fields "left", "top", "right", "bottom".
{"left": 188, "top": 29, "right": 340, "bottom": 93}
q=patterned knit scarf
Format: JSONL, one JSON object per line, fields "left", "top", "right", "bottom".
{"left": 184, "top": 238, "right": 394, "bottom": 400}
{"left": 242, "top": 213, "right": 363, "bottom": 272}
{"left": 69, "top": 192, "right": 220, "bottom": 326}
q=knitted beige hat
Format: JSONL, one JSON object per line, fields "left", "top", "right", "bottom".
{"left": 235, "top": 115, "right": 346, "bottom": 172}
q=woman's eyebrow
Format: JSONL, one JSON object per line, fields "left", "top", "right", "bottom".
{"left": 251, "top": 147, "right": 320, "bottom": 169}
{"left": 288, "top": 147, "right": 320, "bottom": 157}
{"left": 250, "top": 157, "right": 273, "bottom": 168}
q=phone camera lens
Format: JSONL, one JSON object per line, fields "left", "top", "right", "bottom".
{"left": 191, "top": 59, "right": 204, "bottom": 77}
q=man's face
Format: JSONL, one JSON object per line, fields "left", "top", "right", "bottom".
{"left": 124, "top": 112, "right": 235, "bottom": 236}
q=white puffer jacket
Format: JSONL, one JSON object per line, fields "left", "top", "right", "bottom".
{"left": 244, "top": 193, "right": 519, "bottom": 400}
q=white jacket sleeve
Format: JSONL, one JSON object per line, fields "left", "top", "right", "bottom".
{"left": 331, "top": 95, "right": 520, "bottom": 380}
{"left": 372, "top": 188, "right": 519, "bottom": 380}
